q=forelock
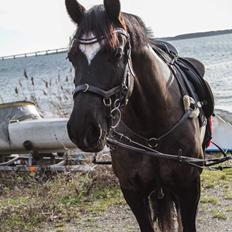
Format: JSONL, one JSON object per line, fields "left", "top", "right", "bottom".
{"left": 74, "top": 5, "right": 119, "bottom": 48}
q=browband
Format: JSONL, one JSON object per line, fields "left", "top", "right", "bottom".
{"left": 77, "top": 28, "right": 129, "bottom": 45}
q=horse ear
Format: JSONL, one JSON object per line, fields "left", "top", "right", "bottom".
{"left": 104, "top": 0, "right": 121, "bottom": 21}
{"left": 65, "top": 0, "right": 86, "bottom": 24}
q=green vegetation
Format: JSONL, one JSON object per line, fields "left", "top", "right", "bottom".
{"left": 200, "top": 168, "right": 232, "bottom": 221}
{"left": 200, "top": 195, "right": 219, "bottom": 205}
{"left": 211, "top": 209, "right": 227, "bottom": 220}
{"left": 0, "top": 168, "right": 123, "bottom": 232}
{"left": 201, "top": 170, "right": 227, "bottom": 189}
{"left": 0, "top": 167, "right": 232, "bottom": 231}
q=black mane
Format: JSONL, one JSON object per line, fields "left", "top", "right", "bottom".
{"left": 123, "top": 13, "right": 155, "bottom": 51}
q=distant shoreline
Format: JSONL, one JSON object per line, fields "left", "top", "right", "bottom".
{"left": 1, "top": 29, "right": 232, "bottom": 60}
{"left": 161, "top": 29, "right": 232, "bottom": 41}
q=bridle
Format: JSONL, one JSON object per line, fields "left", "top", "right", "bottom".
{"left": 71, "top": 28, "right": 135, "bottom": 128}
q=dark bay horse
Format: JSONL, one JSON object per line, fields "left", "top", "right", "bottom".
{"left": 66, "top": 0, "right": 206, "bottom": 231}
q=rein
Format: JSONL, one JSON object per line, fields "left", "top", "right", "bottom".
{"left": 106, "top": 135, "right": 232, "bottom": 170}
{"left": 107, "top": 111, "right": 232, "bottom": 170}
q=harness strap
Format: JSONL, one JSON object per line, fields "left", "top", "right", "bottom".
{"left": 107, "top": 137, "right": 202, "bottom": 164}
{"left": 73, "top": 84, "right": 122, "bottom": 99}
{"left": 107, "top": 136, "right": 232, "bottom": 170}
{"left": 113, "top": 109, "right": 193, "bottom": 148}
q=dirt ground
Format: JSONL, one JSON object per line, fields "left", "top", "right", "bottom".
{"left": 43, "top": 169, "right": 232, "bottom": 232}
{"left": 1, "top": 166, "right": 231, "bottom": 232}
{"left": 44, "top": 202, "right": 232, "bottom": 232}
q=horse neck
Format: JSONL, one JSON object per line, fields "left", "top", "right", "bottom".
{"left": 123, "top": 44, "right": 182, "bottom": 137}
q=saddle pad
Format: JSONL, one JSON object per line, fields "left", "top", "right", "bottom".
{"left": 152, "top": 40, "right": 214, "bottom": 117}
{"left": 176, "top": 57, "right": 214, "bottom": 117}
{"left": 152, "top": 40, "right": 214, "bottom": 150}
{"left": 151, "top": 40, "right": 178, "bottom": 57}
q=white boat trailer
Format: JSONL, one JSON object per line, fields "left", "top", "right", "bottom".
{"left": 0, "top": 101, "right": 99, "bottom": 173}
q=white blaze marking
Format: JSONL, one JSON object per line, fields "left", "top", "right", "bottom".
{"left": 79, "top": 33, "right": 102, "bottom": 65}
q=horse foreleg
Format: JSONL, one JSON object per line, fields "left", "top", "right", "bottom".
{"left": 177, "top": 176, "right": 201, "bottom": 232}
{"left": 121, "top": 188, "right": 154, "bottom": 232}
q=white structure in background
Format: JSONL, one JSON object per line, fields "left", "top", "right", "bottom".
{"left": 0, "top": 101, "right": 76, "bottom": 155}
{"left": 207, "top": 114, "right": 232, "bottom": 152}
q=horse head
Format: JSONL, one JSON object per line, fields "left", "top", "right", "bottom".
{"left": 66, "top": 0, "right": 134, "bottom": 152}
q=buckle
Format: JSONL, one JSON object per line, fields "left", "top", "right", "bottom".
{"left": 148, "top": 138, "right": 159, "bottom": 148}
{"left": 103, "top": 98, "right": 112, "bottom": 107}
{"left": 83, "top": 84, "right": 89, "bottom": 93}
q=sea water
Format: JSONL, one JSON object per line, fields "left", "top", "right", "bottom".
{"left": 0, "top": 33, "right": 232, "bottom": 116}
{"left": 170, "top": 33, "right": 232, "bottom": 113}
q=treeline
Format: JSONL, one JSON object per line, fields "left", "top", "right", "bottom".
{"left": 162, "top": 29, "right": 232, "bottom": 41}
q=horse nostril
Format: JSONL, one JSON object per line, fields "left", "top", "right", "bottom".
{"left": 83, "top": 123, "right": 102, "bottom": 147}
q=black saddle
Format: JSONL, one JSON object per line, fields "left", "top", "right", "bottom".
{"left": 176, "top": 57, "right": 214, "bottom": 117}
{"left": 152, "top": 40, "right": 214, "bottom": 118}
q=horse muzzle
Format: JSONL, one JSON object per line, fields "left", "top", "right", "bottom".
{"left": 67, "top": 120, "right": 106, "bottom": 152}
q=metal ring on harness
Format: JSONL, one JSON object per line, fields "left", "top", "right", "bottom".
{"left": 103, "top": 98, "right": 112, "bottom": 107}
{"left": 83, "top": 84, "right": 89, "bottom": 93}
{"left": 148, "top": 138, "right": 159, "bottom": 148}
{"left": 111, "top": 107, "right": 122, "bottom": 129}
{"left": 114, "top": 99, "right": 121, "bottom": 109}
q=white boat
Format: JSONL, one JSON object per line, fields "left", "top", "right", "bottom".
{"left": 0, "top": 101, "right": 109, "bottom": 172}
{"left": 0, "top": 101, "right": 76, "bottom": 155}
{"left": 207, "top": 113, "right": 232, "bottom": 153}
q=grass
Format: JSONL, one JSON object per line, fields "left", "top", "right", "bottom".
{"left": 0, "top": 165, "right": 232, "bottom": 231}
{"left": 211, "top": 209, "right": 227, "bottom": 220}
{"left": 225, "top": 207, "right": 232, "bottom": 212}
{"left": 201, "top": 170, "right": 228, "bottom": 189}
{"left": 200, "top": 195, "right": 219, "bottom": 205}
{"left": 224, "top": 193, "right": 232, "bottom": 200}
{"left": 0, "top": 167, "right": 123, "bottom": 232}
{"left": 200, "top": 168, "right": 232, "bottom": 222}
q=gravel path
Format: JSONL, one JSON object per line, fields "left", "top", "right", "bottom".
{"left": 43, "top": 167, "right": 232, "bottom": 232}
{"left": 45, "top": 200, "right": 232, "bottom": 232}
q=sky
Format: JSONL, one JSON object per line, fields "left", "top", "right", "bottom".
{"left": 0, "top": 0, "right": 232, "bottom": 56}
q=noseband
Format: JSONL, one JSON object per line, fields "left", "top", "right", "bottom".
{"left": 72, "top": 28, "right": 135, "bottom": 128}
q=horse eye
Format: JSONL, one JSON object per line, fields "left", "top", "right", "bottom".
{"left": 67, "top": 53, "right": 74, "bottom": 62}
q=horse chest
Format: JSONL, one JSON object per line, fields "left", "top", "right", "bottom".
{"left": 112, "top": 151, "right": 159, "bottom": 190}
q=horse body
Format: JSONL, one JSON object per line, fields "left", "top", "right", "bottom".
{"left": 65, "top": 1, "right": 205, "bottom": 231}
{"left": 112, "top": 42, "right": 203, "bottom": 232}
